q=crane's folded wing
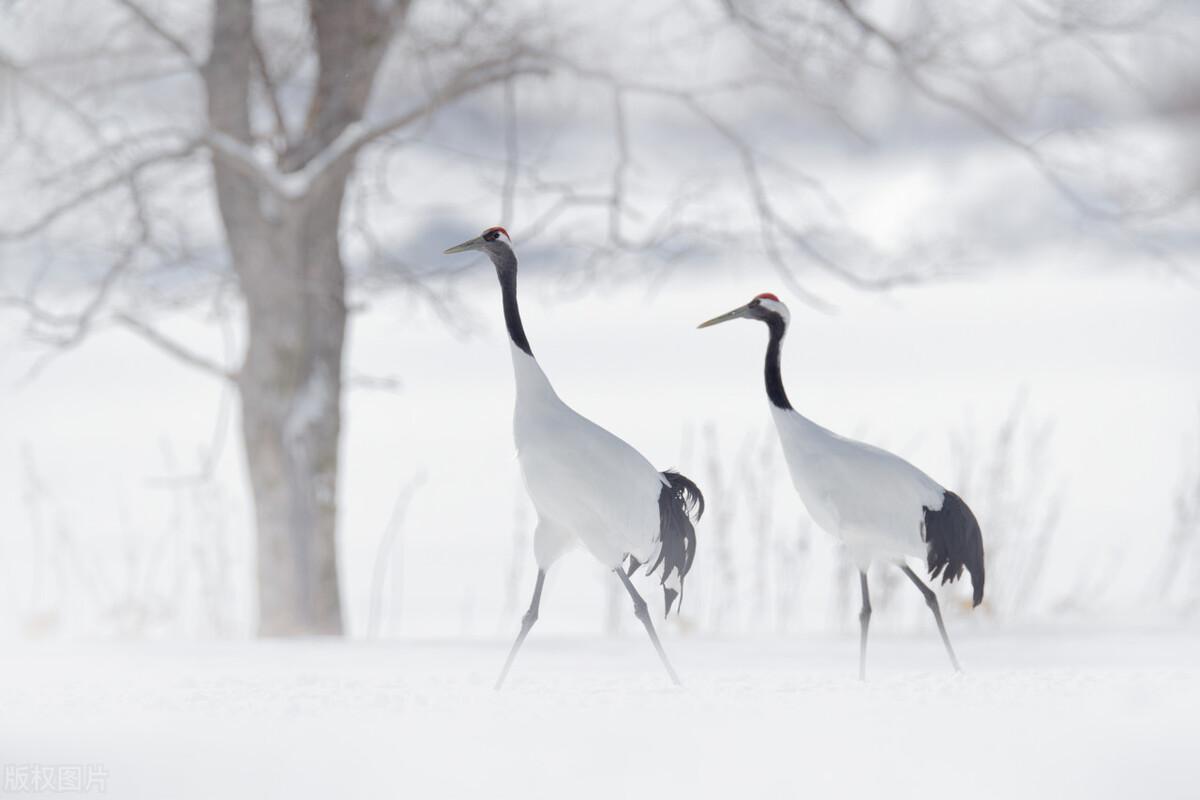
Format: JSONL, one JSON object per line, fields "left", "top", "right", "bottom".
{"left": 515, "top": 404, "right": 665, "bottom": 562}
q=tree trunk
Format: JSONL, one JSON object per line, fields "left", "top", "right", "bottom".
{"left": 237, "top": 181, "right": 348, "bottom": 636}
{"left": 202, "top": 0, "right": 399, "bottom": 635}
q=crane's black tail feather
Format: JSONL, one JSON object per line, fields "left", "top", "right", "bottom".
{"left": 923, "top": 491, "right": 985, "bottom": 607}
{"left": 646, "top": 470, "right": 705, "bottom": 617}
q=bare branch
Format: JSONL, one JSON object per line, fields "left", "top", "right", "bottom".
{"left": 251, "top": 31, "right": 292, "bottom": 147}
{"left": 554, "top": 58, "right": 931, "bottom": 297}
{"left": 346, "top": 181, "right": 480, "bottom": 336}
{"left": 0, "top": 48, "right": 109, "bottom": 141}
{"left": 608, "top": 86, "right": 632, "bottom": 248}
{"left": 206, "top": 53, "right": 552, "bottom": 204}
{"left": 202, "top": 48, "right": 542, "bottom": 202}
{"left": 279, "top": 0, "right": 399, "bottom": 171}
{"left": 200, "top": 129, "right": 286, "bottom": 194}
{"left": 500, "top": 77, "right": 519, "bottom": 226}
{"left": 0, "top": 141, "right": 199, "bottom": 240}
{"left": 348, "top": 372, "right": 405, "bottom": 394}
{"left": 825, "top": 0, "right": 1135, "bottom": 221}
{"left": 338, "top": 55, "right": 552, "bottom": 161}
{"left": 115, "top": 312, "right": 238, "bottom": 383}
{"left": 111, "top": 0, "right": 201, "bottom": 70}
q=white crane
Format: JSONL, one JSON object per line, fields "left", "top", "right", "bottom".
{"left": 444, "top": 226, "right": 704, "bottom": 688}
{"left": 699, "top": 293, "right": 984, "bottom": 679}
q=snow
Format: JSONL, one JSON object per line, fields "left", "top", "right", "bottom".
{"left": 203, "top": 122, "right": 372, "bottom": 203}
{"left": 284, "top": 364, "right": 334, "bottom": 446}
{"left": 1, "top": 629, "right": 1196, "bottom": 798}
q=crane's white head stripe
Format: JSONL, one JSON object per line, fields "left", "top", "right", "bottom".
{"left": 757, "top": 296, "right": 790, "bottom": 325}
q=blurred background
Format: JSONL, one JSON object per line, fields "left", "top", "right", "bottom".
{"left": 1, "top": 0, "right": 1197, "bottom": 643}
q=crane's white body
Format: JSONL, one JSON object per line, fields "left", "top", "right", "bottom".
{"left": 446, "top": 226, "right": 691, "bottom": 688}
{"left": 510, "top": 343, "right": 666, "bottom": 570}
{"left": 698, "top": 293, "right": 979, "bottom": 675}
{"left": 769, "top": 403, "right": 946, "bottom": 571}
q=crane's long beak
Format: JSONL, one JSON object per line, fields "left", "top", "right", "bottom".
{"left": 443, "top": 236, "right": 484, "bottom": 255}
{"left": 697, "top": 304, "right": 750, "bottom": 329}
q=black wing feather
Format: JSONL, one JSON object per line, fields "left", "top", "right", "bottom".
{"left": 645, "top": 470, "right": 705, "bottom": 616}
{"left": 923, "top": 490, "right": 986, "bottom": 607}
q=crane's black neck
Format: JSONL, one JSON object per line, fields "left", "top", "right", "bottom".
{"left": 492, "top": 249, "right": 532, "bottom": 356}
{"left": 764, "top": 315, "right": 791, "bottom": 410}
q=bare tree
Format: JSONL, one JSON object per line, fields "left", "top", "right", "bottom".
{"left": 0, "top": 0, "right": 551, "bottom": 635}
{"left": 1, "top": 0, "right": 1190, "bottom": 636}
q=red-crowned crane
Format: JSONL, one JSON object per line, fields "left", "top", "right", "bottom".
{"left": 444, "top": 226, "right": 704, "bottom": 688}
{"left": 699, "top": 293, "right": 984, "bottom": 679}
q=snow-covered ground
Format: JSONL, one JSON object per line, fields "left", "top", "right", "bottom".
{"left": 1, "top": 629, "right": 1197, "bottom": 799}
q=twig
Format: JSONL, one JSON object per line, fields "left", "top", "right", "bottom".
{"left": 115, "top": 312, "right": 238, "bottom": 382}
{"left": 251, "top": 31, "right": 292, "bottom": 147}
{"left": 367, "top": 472, "right": 427, "bottom": 637}
{"left": 111, "top": 0, "right": 201, "bottom": 70}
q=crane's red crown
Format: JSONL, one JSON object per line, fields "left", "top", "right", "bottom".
{"left": 755, "top": 292, "right": 780, "bottom": 302}
{"left": 483, "top": 226, "right": 510, "bottom": 241}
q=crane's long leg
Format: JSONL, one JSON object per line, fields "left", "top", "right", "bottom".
{"left": 615, "top": 569, "right": 682, "bottom": 687}
{"left": 495, "top": 568, "right": 546, "bottom": 690}
{"left": 858, "top": 571, "right": 872, "bottom": 681}
{"left": 900, "top": 565, "right": 962, "bottom": 672}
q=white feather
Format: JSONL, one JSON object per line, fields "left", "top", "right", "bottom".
{"left": 769, "top": 404, "right": 945, "bottom": 570}
{"left": 758, "top": 297, "right": 790, "bottom": 325}
{"left": 510, "top": 344, "right": 665, "bottom": 569}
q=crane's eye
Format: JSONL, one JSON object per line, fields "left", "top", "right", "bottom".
{"left": 484, "top": 231, "right": 499, "bottom": 241}
{"left": 750, "top": 298, "right": 761, "bottom": 307}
